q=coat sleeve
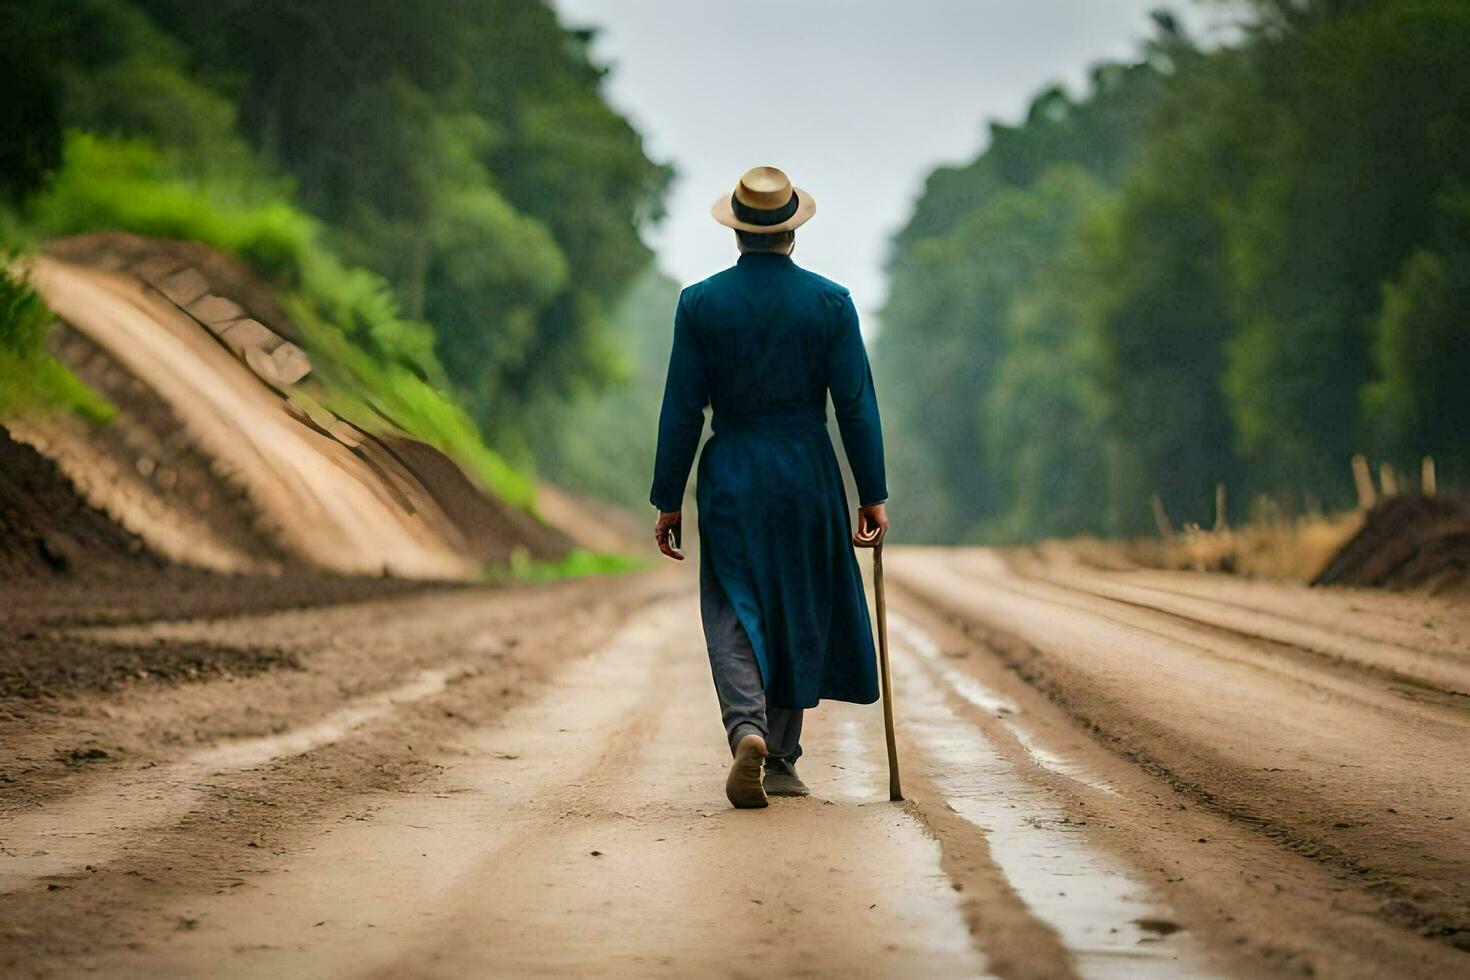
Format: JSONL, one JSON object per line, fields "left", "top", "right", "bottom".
{"left": 649, "top": 290, "right": 709, "bottom": 512}
{"left": 827, "top": 293, "right": 888, "bottom": 507}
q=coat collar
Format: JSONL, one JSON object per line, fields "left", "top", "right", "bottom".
{"left": 736, "top": 252, "right": 795, "bottom": 268}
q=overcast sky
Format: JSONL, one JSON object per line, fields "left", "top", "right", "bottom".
{"left": 550, "top": 1, "right": 1227, "bottom": 325}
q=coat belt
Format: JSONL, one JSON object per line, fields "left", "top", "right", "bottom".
{"left": 712, "top": 408, "right": 827, "bottom": 435}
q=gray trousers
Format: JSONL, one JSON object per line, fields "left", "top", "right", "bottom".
{"left": 699, "top": 556, "right": 803, "bottom": 763}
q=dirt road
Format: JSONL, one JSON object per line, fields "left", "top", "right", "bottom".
{"left": 3, "top": 552, "right": 1467, "bottom": 977}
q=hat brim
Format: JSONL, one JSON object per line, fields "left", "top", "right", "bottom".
{"left": 711, "top": 186, "right": 816, "bottom": 233}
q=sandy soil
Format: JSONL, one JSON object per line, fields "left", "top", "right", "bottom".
{"left": 28, "top": 256, "right": 481, "bottom": 579}
{"left": 2, "top": 555, "right": 1467, "bottom": 977}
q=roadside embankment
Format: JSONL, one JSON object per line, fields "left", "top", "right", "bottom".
{"left": 8, "top": 232, "right": 575, "bottom": 579}
{"left": 1313, "top": 494, "right": 1470, "bottom": 592}
{"left": 1067, "top": 494, "right": 1467, "bottom": 594}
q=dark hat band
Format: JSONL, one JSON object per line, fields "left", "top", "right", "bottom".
{"left": 731, "top": 190, "right": 799, "bottom": 226}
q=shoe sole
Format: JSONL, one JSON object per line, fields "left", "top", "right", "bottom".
{"left": 726, "top": 733, "right": 769, "bottom": 809}
{"left": 764, "top": 779, "right": 810, "bottom": 797}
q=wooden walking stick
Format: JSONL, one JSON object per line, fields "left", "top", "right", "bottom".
{"left": 856, "top": 523, "right": 902, "bottom": 801}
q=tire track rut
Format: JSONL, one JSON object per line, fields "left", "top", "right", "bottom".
{"left": 888, "top": 547, "right": 1470, "bottom": 963}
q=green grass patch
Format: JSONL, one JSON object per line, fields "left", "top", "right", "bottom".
{"left": 486, "top": 547, "right": 648, "bottom": 584}
{"left": 0, "top": 259, "right": 114, "bottom": 423}
{"left": 29, "top": 133, "right": 313, "bottom": 278}
{"left": 283, "top": 295, "right": 537, "bottom": 509}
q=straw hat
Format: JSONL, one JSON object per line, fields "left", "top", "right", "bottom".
{"left": 711, "top": 166, "right": 816, "bottom": 234}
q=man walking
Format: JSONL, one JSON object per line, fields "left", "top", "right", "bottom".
{"left": 650, "top": 166, "right": 889, "bottom": 809}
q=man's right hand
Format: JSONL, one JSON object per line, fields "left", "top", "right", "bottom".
{"left": 853, "top": 502, "right": 888, "bottom": 548}
{"left": 655, "top": 510, "right": 684, "bottom": 561}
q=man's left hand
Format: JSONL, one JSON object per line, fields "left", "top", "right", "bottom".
{"left": 655, "top": 510, "right": 684, "bottom": 561}
{"left": 853, "top": 501, "right": 888, "bottom": 548}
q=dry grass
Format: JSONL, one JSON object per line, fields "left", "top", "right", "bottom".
{"left": 1125, "top": 512, "right": 1364, "bottom": 583}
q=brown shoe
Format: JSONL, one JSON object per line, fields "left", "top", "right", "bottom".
{"left": 726, "top": 733, "right": 769, "bottom": 809}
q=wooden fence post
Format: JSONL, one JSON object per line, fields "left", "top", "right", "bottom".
{"left": 1422, "top": 456, "right": 1437, "bottom": 497}
{"left": 1213, "top": 482, "right": 1228, "bottom": 532}
{"left": 1151, "top": 491, "right": 1174, "bottom": 540}
{"left": 1351, "top": 454, "right": 1376, "bottom": 510}
{"left": 1380, "top": 462, "right": 1400, "bottom": 497}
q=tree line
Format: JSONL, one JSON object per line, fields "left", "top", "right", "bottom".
{"left": 1, "top": 0, "right": 668, "bottom": 484}
{"left": 877, "top": 0, "right": 1470, "bottom": 542}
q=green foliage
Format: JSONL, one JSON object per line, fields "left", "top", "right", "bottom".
{"left": 2, "top": 0, "right": 668, "bottom": 512}
{"left": 284, "top": 295, "right": 535, "bottom": 509}
{"left": 27, "top": 131, "right": 532, "bottom": 506}
{"left": 490, "top": 547, "right": 648, "bottom": 584}
{"left": 528, "top": 266, "right": 680, "bottom": 510}
{"left": 1211, "top": 1, "right": 1470, "bottom": 495}
{"left": 1083, "top": 81, "right": 1240, "bottom": 533}
{"left": 29, "top": 132, "right": 313, "bottom": 276}
{"left": 3, "top": 0, "right": 262, "bottom": 190}
{"left": 0, "top": 260, "right": 113, "bottom": 422}
{"left": 883, "top": 0, "right": 1470, "bottom": 541}
{"left": 984, "top": 183, "right": 1111, "bottom": 540}
{"left": 878, "top": 48, "right": 1173, "bottom": 542}
{"left": 1362, "top": 246, "right": 1470, "bottom": 477}
{"left": 131, "top": 0, "right": 671, "bottom": 447}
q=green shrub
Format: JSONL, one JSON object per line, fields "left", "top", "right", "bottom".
{"left": 0, "top": 259, "right": 114, "bottom": 422}
{"left": 29, "top": 133, "right": 313, "bottom": 277}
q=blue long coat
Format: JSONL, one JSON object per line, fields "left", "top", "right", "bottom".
{"left": 650, "top": 251, "right": 888, "bottom": 709}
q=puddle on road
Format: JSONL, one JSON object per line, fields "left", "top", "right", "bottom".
{"left": 0, "top": 665, "right": 467, "bottom": 893}
{"left": 892, "top": 618, "right": 1216, "bottom": 978}
{"left": 823, "top": 715, "right": 883, "bottom": 800}
{"left": 890, "top": 613, "right": 1020, "bottom": 716}
{"left": 890, "top": 612, "right": 1117, "bottom": 796}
